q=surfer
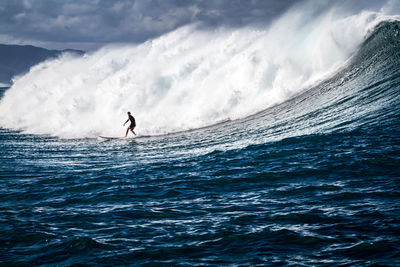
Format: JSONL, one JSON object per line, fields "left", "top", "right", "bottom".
{"left": 123, "top": 112, "right": 136, "bottom": 137}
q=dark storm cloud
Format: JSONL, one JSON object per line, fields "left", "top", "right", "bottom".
{"left": 0, "top": 0, "right": 302, "bottom": 49}
{"left": 0, "top": 0, "right": 391, "bottom": 50}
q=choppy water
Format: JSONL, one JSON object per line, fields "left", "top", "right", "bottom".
{"left": 1, "top": 20, "right": 400, "bottom": 266}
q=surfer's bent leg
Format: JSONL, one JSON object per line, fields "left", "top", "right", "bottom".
{"left": 130, "top": 126, "right": 136, "bottom": 135}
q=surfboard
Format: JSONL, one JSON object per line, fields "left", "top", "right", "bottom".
{"left": 99, "top": 136, "right": 128, "bottom": 140}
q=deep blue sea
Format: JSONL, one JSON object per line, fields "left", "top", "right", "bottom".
{"left": 1, "top": 21, "right": 400, "bottom": 266}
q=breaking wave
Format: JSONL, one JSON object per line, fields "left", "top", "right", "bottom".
{"left": 0, "top": 2, "right": 398, "bottom": 138}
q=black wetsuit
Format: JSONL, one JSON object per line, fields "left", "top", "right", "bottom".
{"left": 128, "top": 115, "right": 136, "bottom": 130}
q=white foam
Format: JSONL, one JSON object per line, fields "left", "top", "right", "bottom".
{"left": 0, "top": 2, "right": 395, "bottom": 138}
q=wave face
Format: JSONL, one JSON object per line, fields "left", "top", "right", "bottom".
{"left": 0, "top": 3, "right": 395, "bottom": 138}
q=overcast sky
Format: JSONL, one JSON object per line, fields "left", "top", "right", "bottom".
{"left": 0, "top": 0, "right": 394, "bottom": 51}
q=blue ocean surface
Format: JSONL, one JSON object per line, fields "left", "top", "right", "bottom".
{"left": 1, "top": 21, "right": 400, "bottom": 267}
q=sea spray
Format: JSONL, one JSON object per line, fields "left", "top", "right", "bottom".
{"left": 0, "top": 3, "right": 395, "bottom": 138}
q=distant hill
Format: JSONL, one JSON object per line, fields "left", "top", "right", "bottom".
{"left": 0, "top": 44, "right": 84, "bottom": 85}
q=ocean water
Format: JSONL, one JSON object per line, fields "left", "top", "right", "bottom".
{"left": 1, "top": 9, "right": 400, "bottom": 267}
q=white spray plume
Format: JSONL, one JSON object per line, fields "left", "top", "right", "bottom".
{"left": 0, "top": 2, "right": 394, "bottom": 138}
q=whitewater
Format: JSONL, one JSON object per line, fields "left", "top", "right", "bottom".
{"left": 0, "top": 2, "right": 397, "bottom": 138}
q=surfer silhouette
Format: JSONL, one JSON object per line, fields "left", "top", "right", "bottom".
{"left": 123, "top": 112, "right": 136, "bottom": 137}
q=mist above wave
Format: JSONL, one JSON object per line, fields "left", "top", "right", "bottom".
{"left": 0, "top": 2, "right": 395, "bottom": 138}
